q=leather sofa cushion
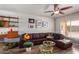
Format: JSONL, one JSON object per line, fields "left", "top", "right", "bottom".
{"left": 31, "top": 33, "right": 47, "bottom": 39}
{"left": 53, "top": 33, "right": 64, "bottom": 40}
{"left": 39, "top": 33, "right": 47, "bottom": 38}
{"left": 32, "top": 33, "right": 40, "bottom": 39}
{"left": 30, "top": 38, "right": 46, "bottom": 42}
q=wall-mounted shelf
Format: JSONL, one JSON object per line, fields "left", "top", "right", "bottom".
{"left": 0, "top": 16, "right": 19, "bottom": 28}
{"left": 0, "top": 16, "right": 19, "bottom": 19}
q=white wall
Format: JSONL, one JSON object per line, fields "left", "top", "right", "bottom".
{"left": 55, "top": 12, "right": 79, "bottom": 33}
{"left": 0, "top": 10, "right": 54, "bottom": 34}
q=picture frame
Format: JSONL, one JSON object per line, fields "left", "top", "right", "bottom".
{"left": 29, "top": 24, "right": 34, "bottom": 28}
{"left": 42, "top": 21, "right": 48, "bottom": 27}
{"left": 28, "top": 23, "right": 35, "bottom": 28}
{"left": 28, "top": 18, "right": 35, "bottom": 23}
{"left": 36, "top": 20, "right": 42, "bottom": 28}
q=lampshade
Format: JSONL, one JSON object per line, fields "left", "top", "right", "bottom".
{"left": 54, "top": 11, "right": 59, "bottom": 14}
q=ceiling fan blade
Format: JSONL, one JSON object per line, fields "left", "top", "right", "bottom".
{"left": 59, "top": 11, "right": 64, "bottom": 14}
{"left": 60, "top": 6, "right": 72, "bottom": 10}
{"left": 51, "top": 13, "right": 54, "bottom": 16}
{"left": 45, "top": 11, "right": 53, "bottom": 13}
{"left": 54, "top": 4, "right": 58, "bottom": 10}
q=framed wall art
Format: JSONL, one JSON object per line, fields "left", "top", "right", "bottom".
{"left": 42, "top": 21, "right": 48, "bottom": 27}
{"left": 29, "top": 24, "right": 34, "bottom": 28}
{"left": 36, "top": 20, "right": 42, "bottom": 28}
{"left": 28, "top": 18, "right": 35, "bottom": 23}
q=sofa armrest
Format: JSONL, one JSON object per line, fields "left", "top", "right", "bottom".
{"left": 54, "top": 39, "right": 73, "bottom": 49}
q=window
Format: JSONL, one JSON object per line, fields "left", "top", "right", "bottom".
{"left": 61, "top": 19, "right": 79, "bottom": 38}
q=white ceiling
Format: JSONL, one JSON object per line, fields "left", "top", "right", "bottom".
{"left": 0, "top": 4, "right": 79, "bottom": 17}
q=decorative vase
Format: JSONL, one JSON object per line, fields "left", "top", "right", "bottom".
{"left": 26, "top": 47, "right": 32, "bottom": 52}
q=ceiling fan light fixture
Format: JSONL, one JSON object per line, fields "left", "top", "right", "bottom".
{"left": 54, "top": 11, "right": 59, "bottom": 14}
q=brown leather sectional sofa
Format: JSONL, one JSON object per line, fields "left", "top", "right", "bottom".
{"left": 19, "top": 33, "right": 72, "bottom": 49}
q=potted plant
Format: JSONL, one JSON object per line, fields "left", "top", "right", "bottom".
{"left": 12, "top": 42, "right": 19, "bottom": 48}
{"left": 0, "top": 21, "right": 4, "bottom": 27}
{"left": 42, "top": 43, "right": 49, "bottom": 49}
{"left": 23, "top": 42, "right": 33, "bottom": 52}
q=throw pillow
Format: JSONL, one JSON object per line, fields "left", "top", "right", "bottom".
{"left": 23, "top": 34, "right": 30, "bottom": 41}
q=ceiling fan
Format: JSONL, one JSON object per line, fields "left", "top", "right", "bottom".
{"left": 45, "top": 4, "right": 72, "bottom": 16}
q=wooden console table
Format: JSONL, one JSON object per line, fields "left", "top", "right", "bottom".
{"left": 0, "top": 31, "right": 18, "bottom": 39}
{"left": 6, "top": 31, "right": 19, "bottom": 38}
